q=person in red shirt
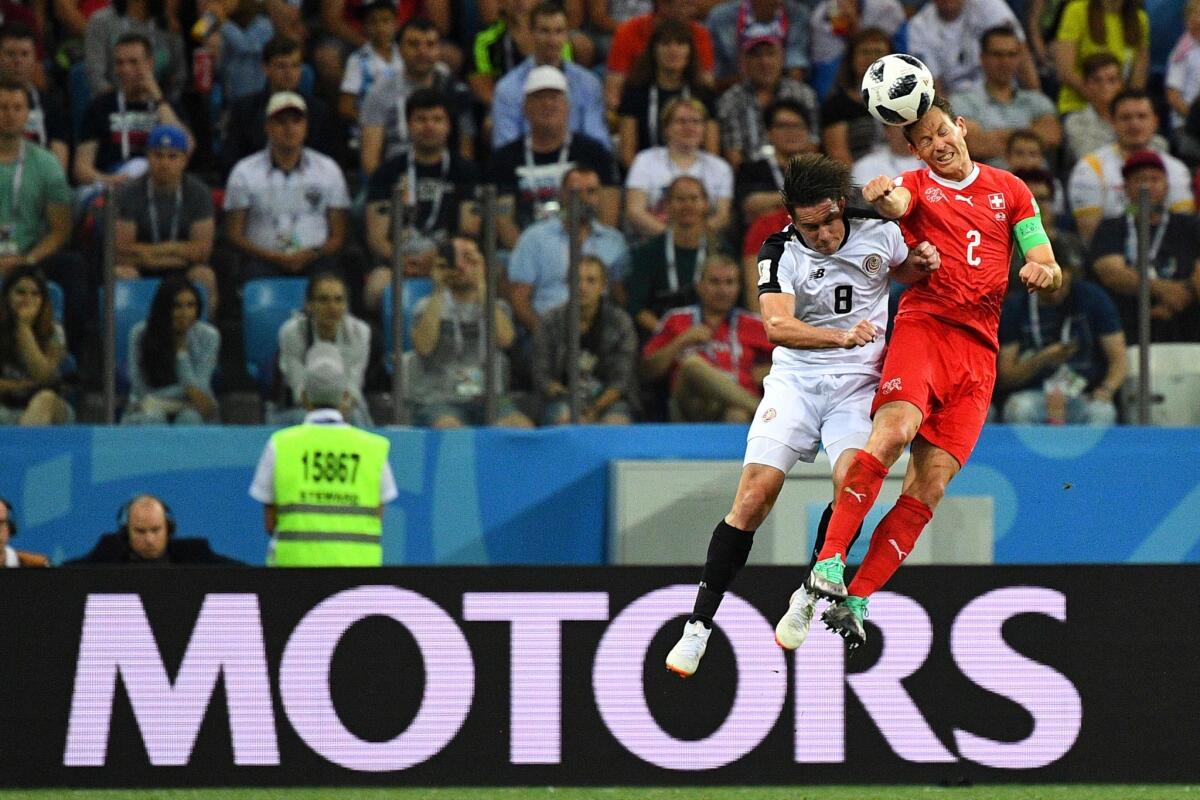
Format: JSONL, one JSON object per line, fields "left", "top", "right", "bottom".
{"left": 641, "top": 253, "right": 773, "bottom": 422}
{"left": 807, "top": 95, "right": 1062, "bottom": 647}
{"left": 741, "top": 206, "right": 790, "bottom": 312}
{"left": 603, "top": 0, "right": 715, "bottom": 110}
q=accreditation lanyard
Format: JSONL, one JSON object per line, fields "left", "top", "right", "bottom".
{"left": 664, "top": 227, "right": 706, "bottom": 294}
{"left": 524, "top": 134, "right": 571, "bottom": 171}
{"left": 745, "top": 92, "right": 764, "bottom": 153}
{"left": 1, "top": 140, "right": 26, "bottom": 225}
{"left": 406, "top": 150, "right": 450, "bottom": 233}
{"left": 766, "top": 154, "right": 785, "bottom": 191}
{"left": 647, "top": 84, "right": 690, "bottom": 146}
{"left": 116, "top": 91, "right": 138, "bottom": 162}
{"left": 146, "top": 180, "right": 183, "bottom": 244}
{"left": 1028, "top": 295, "right": 1072, "bottom": 351}
{"left": 270, "top": 154, "right": 304, "bottom": 248}
{"left": 1123, "top": 212, "right": 1169, "bottom": 279}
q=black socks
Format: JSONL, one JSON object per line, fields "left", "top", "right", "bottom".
{"left": 689, "top": 519, "right": 755, "bottom": 626}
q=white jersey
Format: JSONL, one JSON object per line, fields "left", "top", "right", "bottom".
{"left": 756, "top": 217, "right": 907, "bottom": 377}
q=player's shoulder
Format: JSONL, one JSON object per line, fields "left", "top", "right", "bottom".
{"left": 756, "top": 224, "right": 798, "bottom": 264}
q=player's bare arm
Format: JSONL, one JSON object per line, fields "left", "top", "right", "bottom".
{"left": 760, "top": 292, "right": 878, "bottom": 350}
{"left": 862, "top": 175, "right": 911, "bottom": 220}
{"left": 1017, "top": 243, "right": 1063, "bottom": 294}
{"left": 889, "top": 240, "right": 940, "bottom": 285}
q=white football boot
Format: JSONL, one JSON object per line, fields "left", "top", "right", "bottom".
{"left": 774, "top": 585, "right": 817, "bottom": 650}
{"left": 665, "top": 620, "right": 713, "bottom": 678}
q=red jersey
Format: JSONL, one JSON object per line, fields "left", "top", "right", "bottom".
{"left": 894, "top": 163, "right": 1038, "bottom": 350}
{"left": 607, "top": 14, "right": 716, "bottom": 75}
{"left": 643, "top": 306, "right": 773, "bottom": 393}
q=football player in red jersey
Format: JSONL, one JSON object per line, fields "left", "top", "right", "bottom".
{"left": 804, "top": 95, "right": 1062, "bottom": 648}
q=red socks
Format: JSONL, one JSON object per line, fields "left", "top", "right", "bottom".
{"left": 848, "top": 494, "right": 933, "bottom": 598}
{"left": 816, "top": 450, "right": 890, "bottom": 562}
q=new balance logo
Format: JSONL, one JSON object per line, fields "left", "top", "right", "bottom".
{"left": 888, "top": 538, "right": 908, "bottom": 560}
{"left": 843, "top": 487, "right": 866, "bottom": 503}
{"left": 809, "top": 268, "right": 825, "bottom": 280}
{"left": 954, "top": 194, "right": 974, "bottom": 206}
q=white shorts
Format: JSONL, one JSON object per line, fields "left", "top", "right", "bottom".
{"left": 743, "top": 371, "right": 876, "bottom": 474}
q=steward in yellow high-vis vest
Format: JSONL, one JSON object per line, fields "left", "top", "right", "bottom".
{"left": 249, "top": 344, "right": 397, "bottom": 566}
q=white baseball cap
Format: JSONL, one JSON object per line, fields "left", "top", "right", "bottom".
{"left": 266, "top": 91, "right": 308, "bottom": 117}
{"left": 524, "top": 65, "right": 569, "bottom": 97}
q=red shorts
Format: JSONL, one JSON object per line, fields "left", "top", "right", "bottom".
{"left": 871, "top": 312, "right": 996, "bottom": 467}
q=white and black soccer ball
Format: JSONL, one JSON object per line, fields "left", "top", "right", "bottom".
{"left": 860, "top": 53, "right": 935, "bottom": 126}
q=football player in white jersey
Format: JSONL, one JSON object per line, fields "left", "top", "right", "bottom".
{"left": 666, "top": 154, "right": 941, "bottom": 678}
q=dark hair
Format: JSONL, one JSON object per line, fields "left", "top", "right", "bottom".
{"left": 1013, "top": 167, "right": 1056, "bottom": 199}
{"left": 763, "top": 98, "right": 810, "bottom": 131}
{"left": 980, "top": 24, "right": 1019, "bottom": 51}
{"left": 1087, "top": 0, "right": 1144, "bottom": 48}
{"left": 530, "top": 0, "right": 567, "bottom": 26}
{"left": 400, "top": 16, "right": 439, "bottom": 38}
{"left": 1005, "top": 128, "right": 1044, "bottom": 153}
{"left": 780, "top": 153, "right": 851, "bottom": 210}
{"left": 114, "top": 0, "right": 169, "bottom": 29}
{"left": 1080, "top": 51, "right": 1121, "bottom": 80}
{"left": 838, "top": 27, "right": 891, "bottom": 92}
{"left": 0, "top": 22, "right": 36, "bottom": 46}
{"left": 405, "top": 88, "right": 451, "bottom": 120}
{"left": 305, "top": 271, "right": 346, "bottom": 303}
{"left": 560, "top": 165, "right": 600, "bottom": 190}
{"left": 0, "top": 76, "right": 27, "bottom": 102}
{"left": 1110, "top": 87, "right": 1153, "bottom": 117}
{"left": 628, "top": 18, "right": 700, "bottom": 89}
{"left": 262, "top": 36, "right": 301, "bottom": 64}
{"left": 0, "top": 266, "right": 54, "bottom": 370}
{"left": 140, "top": 276, "right": 203, "bottom": 389}
{"left": 114, "top": 32, "right": 154, "bottom": 59}
{"left": 902, "top": 95, "right": 956, "bottom": 144}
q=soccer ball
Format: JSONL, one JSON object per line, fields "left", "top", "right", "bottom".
{"left": 860, "top": 53, "right": 935, "bottom": 126}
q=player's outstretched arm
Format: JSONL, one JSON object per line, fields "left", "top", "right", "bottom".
{"left": 1018, "top": 243, "right": 1063, "bottom": 295}
{"left": 862, "top": 175, "right": 911, "bottom": 220}
{"left": 890, "top": 240, "right": 940, "bottom": 285}
{"left": 760, "top": 293, "right": 878, "bottom": 350}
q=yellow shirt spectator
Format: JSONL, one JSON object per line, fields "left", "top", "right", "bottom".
{"left": 1055, "top": 0, "right": 1149, "bottom": 113}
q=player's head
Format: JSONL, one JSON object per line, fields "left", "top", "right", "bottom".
{"left": 780, "top": 153, "right": 850, "bottom": 256}
{"left": 903, "top": 95, "right": 971, "bottom": 181}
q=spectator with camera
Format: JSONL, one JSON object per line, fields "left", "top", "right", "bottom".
{"left": 69, "top": 494, "right": 242, "bottom": 564}
{"left": 410, "top": 236, "right": 533, "bottom": 429}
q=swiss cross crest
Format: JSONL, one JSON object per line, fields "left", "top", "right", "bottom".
{"left": 924, "top": 186, "right": 946, "bottom": 204}
{"left": 988, "top": 193, "right": 1005, "bottom": 210}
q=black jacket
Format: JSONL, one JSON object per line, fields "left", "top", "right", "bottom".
{"left": 67, "top": 533, "right": 243, "bottom": 565}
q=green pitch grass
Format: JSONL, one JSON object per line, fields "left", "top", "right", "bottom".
{"left": 3, "top": 787, "right": 1196, "bottom": 800}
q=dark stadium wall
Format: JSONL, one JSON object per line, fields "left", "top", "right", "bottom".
{"left": 0, "top": 566, "right": 1195, "bottom": 787}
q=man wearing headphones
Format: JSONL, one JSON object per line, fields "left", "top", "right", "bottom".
{"left": 0, "top": 497, "right": 48, "bottom": 567}
{"left": 68, "top": 494, "right": 241, "bottom": 565}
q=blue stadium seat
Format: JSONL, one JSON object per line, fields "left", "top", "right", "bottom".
{"left": 241, "top": 277, "right": 307, "bottom": 396}
{"left": 47, "top": 281, "right": 63, "bottom": 323}
{"left": 380, "top": 277, "right": 435, "bottom": 360}
{"left": 99, "top": 279, "right": 210, "bottom": 391}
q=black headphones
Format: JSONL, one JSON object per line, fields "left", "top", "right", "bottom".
{"left": 116, "top": 495, "right": 176, "bottom": 539}
{"left": 0, "top": 497, "right": 15, "bottom": 537}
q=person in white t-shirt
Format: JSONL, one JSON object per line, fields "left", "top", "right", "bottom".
{"left": 224, "top": 92, "right": 356, "bottom": 285}
{"left": 625, "top": 96, "right": 733, "bottom": 239}
{"left": 1068, "top": 89, "right": 1194, "bottom": 245}
{"left": 906, "top": 0, "right": 1039, "bottom": 94}
{"left": 663, "top": 153, "right": 941, "bottom": 678}
{"left": 1166, "top": 0, "right": 1200, "bottom": 133}
{"left": 338, "top": 0, "right": 404, "bottom": 135}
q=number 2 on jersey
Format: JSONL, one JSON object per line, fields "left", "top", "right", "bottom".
{"left": 965, "top": 229, "right": 981, "bottom": 266}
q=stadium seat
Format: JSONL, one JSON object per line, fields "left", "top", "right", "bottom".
{"left": 241, "top": 277, "right": 307, "bottom": 396}
{"left": 47, "top": 281, "right": 63, "bottom": 323}
{"left": 99, "top": 279, "right": 209, "bottom": 392}
{"left": 1123, "top": 343, "right": 1200, "bottom": 425}
{"left": 380, "top": 277, "right": 435, "bottom": 361}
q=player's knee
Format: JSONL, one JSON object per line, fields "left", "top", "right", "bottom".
{"left": 908, "top": 479, "right": 946, "bottom": 511}
{"left": 729, "top": 483, "right": 774, "bottom": 529}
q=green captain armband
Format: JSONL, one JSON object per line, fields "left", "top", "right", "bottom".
{"left": 1013, "top": 214, "right": 1051, "bottom": 258}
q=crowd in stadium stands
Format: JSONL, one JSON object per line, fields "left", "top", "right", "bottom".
{"left": 0, "top": 0, "right": 1196, "bottom": 431}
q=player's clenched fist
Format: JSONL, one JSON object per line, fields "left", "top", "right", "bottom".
{"left": 909, "top": 240, "right": 940, "bottom": 273}
{"left": 839, "top": 319, "right": 878, "bottom": 349}
{"left": 1018, "top": 261, "right": 1061, "bottom": 294}
{"left": 862, "top": 175, "right": 898, "bottom": 203}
